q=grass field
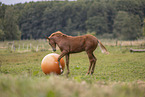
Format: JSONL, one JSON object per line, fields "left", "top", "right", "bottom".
{"left": 0, "top": 40, "right": 145, "bottom": 97}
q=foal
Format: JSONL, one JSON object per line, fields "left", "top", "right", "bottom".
{"left": 46, "top": 31, "right": 109, "bottom": 76}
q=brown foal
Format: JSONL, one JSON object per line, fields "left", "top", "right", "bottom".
{"left": 46, "top": 31, "right": 109, "bottom": 76}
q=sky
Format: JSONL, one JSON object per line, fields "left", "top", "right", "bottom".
{"left": 0, "top": 0, "right": 76, "bottom": 5}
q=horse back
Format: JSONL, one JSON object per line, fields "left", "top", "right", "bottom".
{"left": 61, "top": 35, "right": 98, "bottom": 53}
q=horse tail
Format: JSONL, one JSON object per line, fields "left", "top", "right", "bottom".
{"left": 97, "top": 39, "right": 109, "bottom": 54}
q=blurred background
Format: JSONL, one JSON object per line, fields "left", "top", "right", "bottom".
{"left": 0, "top": 0, "right": 145, "bottom": 41}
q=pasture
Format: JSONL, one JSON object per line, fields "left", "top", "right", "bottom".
{"left": 0, "top": 39, "right": 145, "bottom": 97}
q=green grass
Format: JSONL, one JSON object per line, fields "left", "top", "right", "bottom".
{"left": 0, "top": 74, "right": 144, "bottom": 97}
{"left": 0, "top": 40, "right": 145, "bottom": 97}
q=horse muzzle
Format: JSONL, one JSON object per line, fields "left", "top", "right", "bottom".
{"left": 53, "top": 48, "right": 56, "bottom": 52}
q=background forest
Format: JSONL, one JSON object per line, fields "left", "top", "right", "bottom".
{"left": 0, "top": 0, "right": 145, "bottom": 40}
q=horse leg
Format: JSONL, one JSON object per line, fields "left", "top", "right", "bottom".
{"left": 65, "top": 54, "right": 70, "bottom": 77}
{"left": 86, "top": 51, "right": 95, "bottom": 75}
{"left": 58, "top": 51, "right": 67, "bottom": 74}
{"left": 91, "top": 53, "right": 97, "bottom": 75}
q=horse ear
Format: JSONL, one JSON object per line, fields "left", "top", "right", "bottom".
{"left": 61, "top": 34, "right": 67, "bottom": 37}
{"left": 45, "top": 37, "right": 50, "bottom": 41}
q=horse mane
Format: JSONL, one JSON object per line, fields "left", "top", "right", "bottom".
{"left": 49, "top": 31, "right": 68, "bottom": 38}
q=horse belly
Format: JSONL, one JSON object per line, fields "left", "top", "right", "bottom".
{"left": 69, "top": 44, "right": 85, "bottom": 53}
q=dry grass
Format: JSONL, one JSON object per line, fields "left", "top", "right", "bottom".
{"left": 0, "top": 39, "right": 145, "bottom": 51}
{"left": 101, "top": 39, "right": 145, "bottom": 46}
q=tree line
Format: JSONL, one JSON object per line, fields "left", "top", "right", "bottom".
{"left": 0, "top": 0, "right": 145, "bottom": 40}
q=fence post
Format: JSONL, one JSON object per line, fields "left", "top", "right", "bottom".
{"left": 18, "top": 44, "right": 20, "bottom": 51}
{"left": 11, "top": 45, "right": 13, "bottom": 52}
{"left": 27, "top": 44, "right": 29, "bottom": 50}
{"left": 116, "top": 40, "right": 118, "bottom": 46}
{"left": 30, "top": 43, "right": 32, "bottom": 49}
{"left": 120, "top": 41, "right": 122, "bottom": 49}
{"left": 36, "top": 45, "right": 39, "bottom": 52}
{"left": 23, "top": 44, "right": 24, "bottom": 49}
{"left": 0, "top": 60, "right": 1, "bottom": 73}
{"left": 14, "top": 45, "right": 15, "bottom": 52}
{"left": 130, "top": 41, "right": 132, "bottom": 47}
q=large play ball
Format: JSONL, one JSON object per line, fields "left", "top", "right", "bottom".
{"left": 41, "top": 53, "right": 65, "bottom": 75}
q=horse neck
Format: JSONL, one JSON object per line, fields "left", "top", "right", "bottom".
{"left": 53, "top": 36, "right": 64, "bottom": 44}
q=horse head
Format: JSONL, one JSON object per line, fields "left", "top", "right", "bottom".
{"left": 46, "top": 31, "right": 64, "bottom": 52}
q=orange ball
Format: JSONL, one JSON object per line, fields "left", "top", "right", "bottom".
{"left": 41, "top": 53, "right": 65, "bottom": 75}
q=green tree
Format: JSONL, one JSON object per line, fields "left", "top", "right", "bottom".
{"left": 3, "top": 7, "right": 21, "bottom": 40}
{"left": 86, "top": 16, "right": 108, "bottom": 35}
{"left": 0, "top": 2, "right": 7, "bottom": 18}
{"left": 0, "top": 2, "right": 6, "bottom": 40}
{"left": 105, "top": 1, "right": 117, "bottom": 34}
{"left": 115, "top": 0, "right": 145, "bottom": 28}
{"left": 42, "top": 3, "right": 64, "bottom": 36}
{"left": 0, "top": 19, "right": 4, "bottom": 40}
{"left": 113, "top": 11, "right": 142, "bottom": 40}
{"left": 143, "top": 18, "right": 145, "bottom": 36}
{"left": 0, "top": 29, "right": 4, "bottom": 40}
{"left": 10, "top": 0, "right": 144, "bottom": 40}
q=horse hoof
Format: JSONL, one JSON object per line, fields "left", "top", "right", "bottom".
{"left": 86, "top": 73, "right": 89, "bottom": 76}
{"left": 67, "top": 71, "right": 70, "bottom": 74}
